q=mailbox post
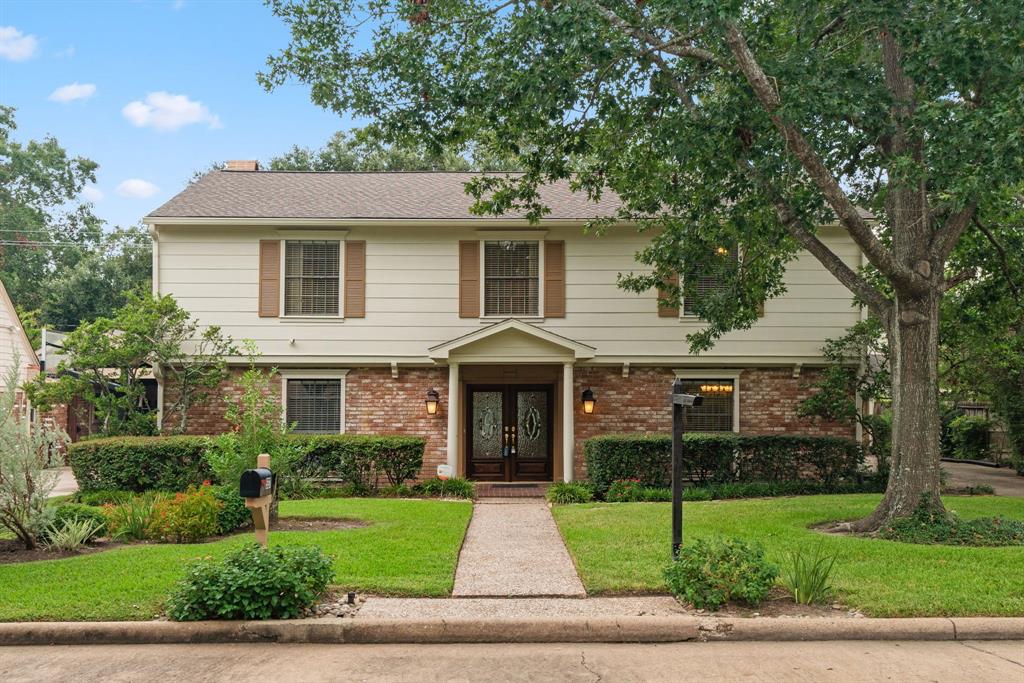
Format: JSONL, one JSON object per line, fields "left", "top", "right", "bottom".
{"left": 671, "top": 379, "right": 703, "bottom": 560}
{"left": 240, "top": 453, "right": 274, "bottom": 547}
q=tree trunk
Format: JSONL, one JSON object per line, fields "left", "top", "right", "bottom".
{"left": 854, "top": 291, "right": 945, "bottom": 531}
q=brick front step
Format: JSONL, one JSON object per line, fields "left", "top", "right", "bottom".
{"left": 473, "top": 482, "right": 550, "bottom": 498}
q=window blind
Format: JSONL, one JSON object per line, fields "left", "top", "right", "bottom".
{"left": 286, "top": 379, "right": 341, "bottom": 433}
{"left": 284, "top": 241, "right": 340, "bottom": 316}
{"left": 679, "top": 379, "right": 735, "bottom": 432}
{"left": 484, "top": 240, "right": 539, "bottom": 316}
{"left": 683, "top": 246, "right": 737, "bottom": 317}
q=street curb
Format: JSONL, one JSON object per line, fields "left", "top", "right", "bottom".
{"left": 0, "top": 617, "right": 1021, "bottom": 646}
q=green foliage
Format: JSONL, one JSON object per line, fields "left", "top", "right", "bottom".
{"left": 43, "top": 517, "right": 104, "bottom": 552}
{"left": 0, "top": 354, "right": 67, "bottom": 548}
{"left": 664, "top": 537, "right": 778, "bottom": 611}
{"left": 947, "top": 415, "right": 993, "bottom": 460}
{"left": 546, "top": 482, "right": 594, "bottom": 505}
{"left": 782, "top": 546, "right": 837, "bottom": 605}
{"left": 606, "top": 479, "right": 645, "bottom": 502}
{"left": 147, "top": 485, "right": 223, "bottom": 544}
{"left": 622, "top": 478, "right": 886, "bottom": 504}
{"left": 211, "top": 485, "right": 250, "bottom": 534}
{"left": 102, "top": 494, "right": 162, "bottom": 541}
{"left": 878, "top": 500, "right": 1024, "bottom": 547}
{"left": 584, "top": 433, "right": 863, "bottom": 495}
{"left": 73, "top": 489, "right": 133, "bottom": 506}
{"left": 43, "top": 504, "right": 107, "bottom": 543}
{"left": 415, "top": 477, "right": 475, "bottom": 500}
{"left": 166, "top": 543, "right": 334, "bottom": 621}
{"left": 299, "top": 434, "right": 426, "bottom": 490}
{"left": 69, "top": 436, "right": 211, "bottom": 493}
{"left": 25, "top": 291, "right": 232, "bottom": 437}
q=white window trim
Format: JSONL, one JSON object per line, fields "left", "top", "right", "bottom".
{"left": 673, "top": 369, "right": 740, "bottom": 433}
{"left": 279, "top": 237, "right": 346, "bottom": 320}
{"left": 478, "top": 238, "right": 545, "bottom": 321}
{"left": 280, "top": 369, "right": 350, "bottom": 434}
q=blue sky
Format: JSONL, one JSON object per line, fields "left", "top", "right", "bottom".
{"left": 1, "top": 0, "right": 356, "bottom": 228}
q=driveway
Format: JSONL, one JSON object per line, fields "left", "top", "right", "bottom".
{"left": 47, "top": 467, "right": 78, "bottom": 498}
{"left": 942, "top": 461, "right": 1024, "bottom": 498}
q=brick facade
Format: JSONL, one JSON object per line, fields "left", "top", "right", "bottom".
{"left": 344, "top": 367, "right": 448, "bottom": 481}
{"left": 164, "top": 363, "right": 851, "bottom": 482}
{"left": 166, "top": 367, "right": 281, "bottom": 436}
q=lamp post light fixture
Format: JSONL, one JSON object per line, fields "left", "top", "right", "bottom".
{"left": 425, "top": 388, "right": 440, "bottom": 415}
{"left": 581, "top": 388, "right": 596, "bottom": 414}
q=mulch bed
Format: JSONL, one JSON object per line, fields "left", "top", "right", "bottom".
{"left": 694, "top": 587, "right": 862, "bottom": 618}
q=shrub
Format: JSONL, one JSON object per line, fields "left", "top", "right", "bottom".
{"left": 948, "top": 415, "right": 992, "bottom": 460}
{"left": 379, "top": 484, "right": 414, "bottom": 498}
{"left": 606, "top": 478, "right": 645, "bottom": 502}
{"left": 147, "top": 484, "right": 223, "bottom": 543}
{"left": 782, "top": 546, "right": 837, "bottom": 605}
{"left": 642, "top": 487, "right": 673, "bottom": 502}
{"left": 212, "top": 485, "right": 250, "bottom": 534}
{"left": 69, "top": 436, "right": 211, "bottom": 493}
{"left": 43, "top": 517, "right": 104, "bottom": 552}
{"left": 167, "top": 543, "right": 334, "bottom": 621}
{"left": 42, "top": 504, "right": 107, "bottom": 542}
{"left": 878, "top": 500, "right": 1024, "bottom": 547}
{"left": 546, "top": 482, "right": 594, "bottom": 504}
{"left": 664, "top": 537, "right": 778, "bottom": 610}
{"left": 74, "top": 489, "right": 133, "bottom": 506}
{"left": 584, "top": 433, "right": 863, "bottom": 494}
{"left": 103, "top": 494, "right": 164, "bottom": 541}
{"left": 299, "top": 434, "right": 426, "bottom": 490}
{"left": 415, "top": 477, "right": 475, "bottom": 499}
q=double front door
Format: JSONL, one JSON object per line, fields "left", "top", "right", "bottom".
{"left": 466, "top": 384, "right": 554, "bottom": 481}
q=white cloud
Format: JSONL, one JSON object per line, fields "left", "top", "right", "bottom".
{"left": 116, "top": 179, "right": 159, "bottom": 199}
{"left": 173, "top": 0, "right": 186, "bottom": 10}
{"left": 0, "top": 26, "right": 39, "bottom": 62}
{"left": 122, "top": 91, "right": 221, "bottom": 132}
{"left": 48, "top": 82, "right": 97, "bottom": 103}
{"left": 81, "top": 185, "right": 104, "bottom": 202}
{"left": 54, "top": 45, "right": 75, "bottom": 59}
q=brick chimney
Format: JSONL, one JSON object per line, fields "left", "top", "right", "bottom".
{"left": 225, "top": 160, "right": 260, "bottom": 172}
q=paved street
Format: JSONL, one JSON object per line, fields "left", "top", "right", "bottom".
{"left": 1, "top": 641, "right": 1021, "bottom": 682}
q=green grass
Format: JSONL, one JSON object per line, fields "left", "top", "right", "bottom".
{"left": 0, "top": 498, "right": 472, "bottom": 622}
{"left": 553, "top": 494, "right": 1024, "bottom": 617}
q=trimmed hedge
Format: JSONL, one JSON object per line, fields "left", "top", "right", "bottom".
{"left": 584, "top": 433, "right": 863, "bottom": 494}
{"left": 69, "top": 437, "right": 211, "bottom": 493}
{"left": 70, "top": 434, "right": 427, "bottom": 493}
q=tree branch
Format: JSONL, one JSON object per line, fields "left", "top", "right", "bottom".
{"left": 593, "top": 5, "right": 720, "bottom": 64}
{"left": 972, "top": 215, "right": 1023, "bottom": 303}
{"left": 931, "top": 202, "right": 977, "bottom": 262}
{"left": 941, "top": 269, "right": 975, "bottom": 292}
{"left": 721, "top": 22, "right": 916, "bottom": 292}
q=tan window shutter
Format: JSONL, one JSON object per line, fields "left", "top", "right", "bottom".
{"left": 658, "top": 273, "right": 679, "bottom": 318}
{"left": 344, "top": 240, "right": 366, "bottom": 318}
{"left": 544, "top": 240, "right": 566, "bottom": 318}
{"left": 258, "top": 240, "right": 280, "bottom": 318}
{"left": 459, "top": 240, "right": 480, "bottom": 318}
{"left": 757, "top": 301, "right": 766, "bottom": 317}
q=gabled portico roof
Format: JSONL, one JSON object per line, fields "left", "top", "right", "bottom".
{"left": 428, "top": 319, "right": 596, "bottom": 361}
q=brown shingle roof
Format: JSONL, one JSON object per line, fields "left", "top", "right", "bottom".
{"left": 146, "top": 171, "right": 622, "bottom": 220}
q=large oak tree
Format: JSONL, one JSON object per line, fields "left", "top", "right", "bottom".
{"left": 261, "top": 0, "right": 1024, "bottom": 528}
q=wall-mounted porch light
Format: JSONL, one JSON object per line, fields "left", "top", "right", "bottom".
{"left": 581, "top": 388, "right": 596, "bottom": 414}
{"left": 425, "top": 388, "right": 440, "bottom": 415}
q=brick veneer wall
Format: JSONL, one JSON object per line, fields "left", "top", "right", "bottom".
{"left": 572, "top": 366, "right": 853, "bottom": 480}
{"left": 165, "top": 367, "right": 280, "bottom": 435}
{"left": 344, "top": 367, "right": 448, "bottom": 481}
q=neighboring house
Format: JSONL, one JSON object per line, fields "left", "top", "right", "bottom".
{"left": 0, "top": 277, "right": 40, "bottom": 421}
{"left": 144, "top": 163, "right": 861, "bottom": 483}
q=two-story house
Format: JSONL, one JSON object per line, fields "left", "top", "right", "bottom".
{"left": 145, "top": 162, "right": 859, "bottom": 483}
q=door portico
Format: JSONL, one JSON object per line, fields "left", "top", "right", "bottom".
{"left": 428, "top": 320, "right": 595, "bottom": 482}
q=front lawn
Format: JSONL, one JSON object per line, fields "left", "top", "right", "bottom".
{"left": 553, "top": 494, "right": 1024, "bottom": 617}
{"left": 0, "top": 498, "right": 472, "bottom": 621}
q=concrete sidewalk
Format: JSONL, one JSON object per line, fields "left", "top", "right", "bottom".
{"left": 3, "top": 641, "right": 1022, "bottom": 682}
{"left": 358, "top": 597, "right": 685, "bottom": 619}
{"left": 453, "top": 499, "right": 585, "bottom": 597}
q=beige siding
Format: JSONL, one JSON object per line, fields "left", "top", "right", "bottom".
{"left": 0, "top": 286, "right": 37, "bottom": 389}
{"left": 155, "top": 224, "right": 863, "bottom": 364}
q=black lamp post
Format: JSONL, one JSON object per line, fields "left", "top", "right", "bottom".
{"left": 671, "top": 378, "right": 703, "bottom": 560}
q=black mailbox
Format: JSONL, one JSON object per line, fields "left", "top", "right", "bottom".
{"left": 240, "top": 467, "right": 274, "bottom": 498}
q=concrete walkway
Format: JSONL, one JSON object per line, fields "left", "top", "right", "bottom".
{"left": 47, "top": 467, "right": 78, "bottom": 498}
{"left": 453, "top": 499, "right": 586, "bottom": 597}
{"left": 942, "top": 461, "right": 1024, "bottom": 497}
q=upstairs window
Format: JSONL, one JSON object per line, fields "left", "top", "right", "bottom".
{"left": 284, "top": 240, "right": 340, "bottom": 316}
{"left": 484, "top": 240, "right": 539, "bottom": 316}
{"left": 683, "top": 246, "right": 736, "bottom": 317}
{"left": 286, "top": 379, "right": 342, "bottom": 433}
{"left": 678, "top": 379, "right": 735, "bottom": 432}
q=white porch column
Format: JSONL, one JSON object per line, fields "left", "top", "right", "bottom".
{"left": 446, "top": 362, "right": 459, "bottom": 473}
{"left": 563, "top": 362, "right": 575, "bottom": 482}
